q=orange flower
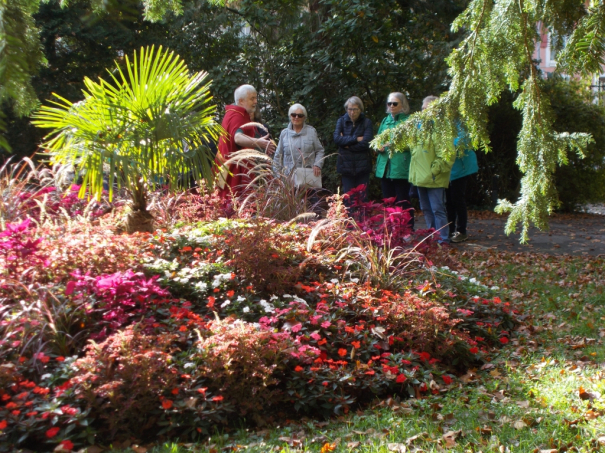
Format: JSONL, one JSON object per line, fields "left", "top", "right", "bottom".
{"left": 317, "top": 338, "right": 327, "bottom": 345}
{"left": 180, "top": 246, "right": 192, "bottom": 252}
{"left": 351, "top": 341, "right": 361, "bottom": 349}
{"left": 320, "top": 443, "right": 336, "bottom": 453}
{"left": 338, "top": 348, "right": 347, "bottom": 357}
{"left": 294, "top": 366, "right": 304, "bottom": 372}
{"left": 179, "top": 325, "right": 188, "bottom": 332}
{"left": 161, "top": 399, "right": 173, "bottom": 409}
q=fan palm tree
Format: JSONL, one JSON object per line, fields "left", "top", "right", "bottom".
{"left": 32, "top": 45, "right": 223, "bottom": 233}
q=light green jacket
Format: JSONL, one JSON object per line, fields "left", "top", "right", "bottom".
{"left": 409, "top": 137, "right": 454, "bottom": 188}
{"left": 375, "top": 113, "right": 411, "bottom": 179}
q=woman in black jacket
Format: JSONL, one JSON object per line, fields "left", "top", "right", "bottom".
{"left": 333, "top": 96, "right": 374, "bottom": 200}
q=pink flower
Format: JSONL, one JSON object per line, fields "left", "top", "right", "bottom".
{"left": 291, "top": 323, "right": 302, "bottom": 333}
{"left": 321, "top": 321, "right": 331, "bottom": 328}
{"left": 65, "top": 281, "right": 76, "bottom": 296}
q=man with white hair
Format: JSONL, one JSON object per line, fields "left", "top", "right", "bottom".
{"left": 215, "top": 84, "right": 275, "bottom": 197}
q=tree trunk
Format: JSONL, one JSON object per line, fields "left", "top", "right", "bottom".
{"left": 126, "top": 181, "right": 155, "bottom": 233}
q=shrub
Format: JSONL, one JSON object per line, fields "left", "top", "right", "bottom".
{"left": 70, "top": 326, "right": 179, "bottom": 440}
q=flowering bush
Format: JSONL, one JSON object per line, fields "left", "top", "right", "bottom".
{"left": 0, "top": 188, "right": 518, "bottom": 449}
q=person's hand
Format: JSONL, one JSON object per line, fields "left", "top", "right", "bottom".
{"left": 259, "top": 134, "right": 276, "bottom": 155}
{"left": 340, "top": 132, "right": 343, "bottom": 136}
{"left": 313, "top": 166, "right": 321, "bottom": 177}
{"left": 356, "top": 136, "right": 363, "bottom": 142}
{"left": 377, "top": 146, "right": 385, "bottom": 153}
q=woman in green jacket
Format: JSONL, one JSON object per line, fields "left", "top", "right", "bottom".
{"left": 375, "top": 92, "right": 412, "bottom": 207}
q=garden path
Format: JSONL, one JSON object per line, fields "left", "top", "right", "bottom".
{"left": 417, "top": 210, "right": 605, "bottom": 256}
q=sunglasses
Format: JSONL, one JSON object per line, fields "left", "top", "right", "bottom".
{"left": 387, "top": 102, "right": 399, "bottom": 107}
{"left": 290, "top": 113, "right": 305, "bottom": 118}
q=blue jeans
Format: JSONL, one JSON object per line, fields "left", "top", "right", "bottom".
{"left": 417, "top": 187, "right": 449, "bottom": 242}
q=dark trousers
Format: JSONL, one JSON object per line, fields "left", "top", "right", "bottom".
{"left": 341, "top": 173, "right": 370, "bottom": 200}
{"left": 380, "top": 177, "right": 414, "bottom": 228}
{"left": 446, "top": 175, "right": 469, "bottom": 235}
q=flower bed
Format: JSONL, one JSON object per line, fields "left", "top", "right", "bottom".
{"left": 0, "top": 190, "right": 516, "bottom": 451}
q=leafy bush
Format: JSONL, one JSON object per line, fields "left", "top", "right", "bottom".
{"left": 71, "top": 326, "right": 179, "bottom": 439}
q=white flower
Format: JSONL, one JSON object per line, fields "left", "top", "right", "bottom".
{"left": 442, "top": 266, "right": 450, "bottom": 270}
{"left": 40, "top": 373, "right": 52, "bottom": 380}
{"left": 270, "top": 295, "right": 278, "bottom": 300}
{"left": 237, "top": 296, "right": 246, "bottom": 302}
{"left": 350, "top": 278, "right": 359, "bottom": 283}
{"left": 331, "top": 278, "right": 338, "bottom": 284}
{"left": 469, "top": 277, "right": 477, "bottom": 283}
{"left": 490, "top": 286, "right": 500, "bottom": 291}
{"left": 283, "top": 294, "right": 293, "bottom": 298}
{"left": 243, "top": 306, "right": 250, "bottom": 313}
{"left": 184, "top": 362, "right": 195, "bottom": 369}
{"left": 221, "top": 300, "right": 231, "bottom": 308}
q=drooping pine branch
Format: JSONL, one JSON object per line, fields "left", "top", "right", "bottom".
{"left": 373, "top": 0, "right": 593, "bottom": 243}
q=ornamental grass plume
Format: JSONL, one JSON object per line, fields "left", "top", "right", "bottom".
{"left": 221, "top": 146, "right": 321, "bottom": 222}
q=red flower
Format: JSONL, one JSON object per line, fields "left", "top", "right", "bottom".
{"left": 46, "top": 427, "right": 60, "bottom": 438}
{"left": 338, "top": 348, "right": 347, "bottom": 357}
{"left": 294, "top": 366, "right": 304, "bottom": 372}
{"left": 469, "top": 347, "right": 479, "bottom": 354}
{"left": 59, "top": 440, "right": 74, "bottom": 451}
{"left": 161, "top": 399, "right": 173, "bottom": 409}
{"left": 171, "top": 388, "right": 179, "bottom": 395}
{"left": 351, "top": 341, "right": 361, "bottom": 349}
{"left": 499, "top": 337, "right": 509, "bottom": 344}
{"left": 322, "top": 381, "right": 329, "bottom": 386}
{"left": 418, "top": 352, "right": 431, "bottom": 361}
{"left": 55, "top": 356, "right": 65, "bottom": 362}
{"left": 5, "top": 402, "right": 17, "bottom": 409}
{"left": 365, "top": 370, "right": 375, "bottom": 375}
{"left": 0, "top": 420, "right": 6, "bottom": 430}
{"left": 207, "top": 296, "right": 215, "bottom": 308}
{"left": 226, "top": 290, "right": 235, "bottom": 297}
{"left": 197, "top": 388, "right": 207, "bottom": 395}
{"left": 396, "top": 374, "right": 407, "bottom": 384}
{"left": 442, "top": 375, "right": 453, "bottom": 385}
{"left": 212, "top": 395, "right": 224, "bottom": 402}
{"left": 179, "top": 325, "right": 188, "bottom": 332}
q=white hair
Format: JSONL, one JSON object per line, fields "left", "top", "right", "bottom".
{"left": 422, "top": 95, "right": 439, "bottom": 109}
{"left": 386, "top": 92, "right": 410, "bottom": 114}
{"left": 288, "top": 103, "right": 307, "bottom": 118}
{"left": 234, "top": 84, "right": 257, "bottom": 104}
{"left": 344, "top": 96, "right": 364, "bottom": 112}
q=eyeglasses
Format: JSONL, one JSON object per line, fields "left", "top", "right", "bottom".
{"left": 347, "top": 108, "right": 360, "bottom": 112}
{"left": 387, "top": 102, "right": 399, "bottom": 107}
{"left": 290, "top": 113, "right": 305, "bottom": 118}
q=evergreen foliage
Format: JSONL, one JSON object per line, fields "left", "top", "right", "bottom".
{"left": 373, "top": 0, "right": 599, "bottom": 242}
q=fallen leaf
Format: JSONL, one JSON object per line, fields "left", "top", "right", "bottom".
{"left": 516, "top": 400, "right": 530, "bottom": 408}
{"left": 347, "top": 441, "right": 361, "bottom": 449}
{"left": 387, "top": 443, "right": 407, "bottom": 452}
{"left": 442, "top": 430, "right": 461, "bottom": 448}
{"left": 406, "top": 432, "right": 429, "bottom": 445}
{"left": 513, "top": 420, "right": 527, "bottom": 429}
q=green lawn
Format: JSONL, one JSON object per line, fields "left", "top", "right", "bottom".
{"left": 111, "top": 251, "right": 605, "bottom": 453}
